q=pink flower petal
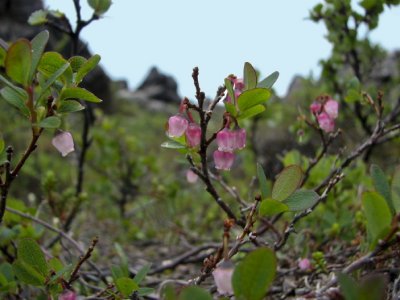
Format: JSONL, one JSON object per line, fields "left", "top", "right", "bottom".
{"left": 52, "top": 131, "right": 75, "bottom": 157}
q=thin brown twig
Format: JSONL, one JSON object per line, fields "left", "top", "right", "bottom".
{"left": 68, "top": 237, "right": 99, "bottom": 284}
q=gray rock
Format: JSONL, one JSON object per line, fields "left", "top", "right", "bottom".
{"left": 136, "top": 67, "right": 181, "bottom": 103}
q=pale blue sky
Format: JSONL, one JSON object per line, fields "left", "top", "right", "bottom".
{"left": 45, "top": 1, "right": 399, "bottom": 97}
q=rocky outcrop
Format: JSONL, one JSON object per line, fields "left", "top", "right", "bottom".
{"left": 136, "top": 67, "right": 181, "bottom": 103}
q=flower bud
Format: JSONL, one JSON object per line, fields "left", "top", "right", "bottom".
{"left": 52, "top": 131, "right": 75, "bottom": 157}
{"left": 168, "top": 115, "right": 188, "bottom": 137}
{"left": 216, "top": 129, "right": 236, "bottom": 152}
{"left": 317, "top": 112, "right": 335, "bottom": 133}
{"left": 186, "top": 169, "right": 198, "bottom": 183}
{"left": 185, "top": 123, "right": 201, "bottom": 147}
{"left": 214, "top": 150, "right": 235, "bottom": 170}
{"left": 59, "top": 290, "right": 77, "bottom": 300}
{"left": 212, "top": 260, "right": 234, "bottom": 295}
{"left": 324, "top": 99, "right": 339, "bottom": 119}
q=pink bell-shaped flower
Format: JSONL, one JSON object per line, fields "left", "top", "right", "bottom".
{"left": 168, "top": 115, "right": 188, "bottom": 137}
{"left": 216, "top": 129, "right": 236, "bottom": 152}
{"left": 214, "top": 150, "right": 235, "bottom": 170}
{"left": 298, "top": 258, "right": 312, "bottom": 271}
{"left": 212, "top": 260, "right": 234, "bottom": 295}
{"left": 52, "top": 131, "right": 75, "bottom": 157}
{"left": 317, "top": 112, "right": 335, "bottom": 133}
{"left": 186, "top": 169, "right": 198, "bottom": 183}
{"left": 310, "top": 102, "right": 322, "bottom": 114}
{"left": 59, "top": 290, "right": 77, "bottom": 300}
{"left": 234, "top": 128, "right": 246, "bottom": 150}
{"left": 185, "top": 123, "right": 201, "bottom": 147}
{"left": 324, "top": 99, "right": 339, "bottom": 119}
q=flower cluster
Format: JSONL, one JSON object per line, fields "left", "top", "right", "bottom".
{"left": 167, "top": 114, "right": 201, "bottom": 148}
{"left": 225, "top": 76, "right": 245, "bottom": 103}
{"left": 310, "top": 96, "right": 339, "bottom": 133}
{"left": 214, "top": 127, "right": 246, "bottom": 170}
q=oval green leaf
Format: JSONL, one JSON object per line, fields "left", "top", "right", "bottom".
{"left": 29, "top": 30, "right": 49, "bottom": 81}
{"left": 60, "top": 87, "right": 102, "bottom": 103}
{"left": 17, "top": 238, "right": 48, "bottom": 276}
{"left": 259, "top": 198, "right": 289, "bottom": 217}
{"left": 282, "top": 189, "right": 319, "bottom": 211}
{"left": 257, "top": 163, "right": 269, "bottom": 199}
{"left": 237, "top": 104, "right": 265, "bottom": 120}
{"left": 371, "top": 164, "right": 394, "bottom": 213}
{"left": 232, "top": 248, "right": 276, "bottom": 300}
{"left": 243, "top": 62, "right": 257, "bottom": 90}
{"left": 38, "top": 116, "right": 61, "bottom": 129}
{"left": 257, "top": 71, "right": 279, "bottom": 89}
{"left": 391, "top": 166, "right": 400, "bottom": 213}
{"left": 272, "top": 165, "right": 303, "bottom": 201}
{"left": 178, "top": 286, "right": 213, "bottom": 300}
{"left": 237, "top": 88, "right": 271, "bottom": 112}
{"left": 115, "top": 277, "right": 139, "bottom": 298}
{"left": 362, "top": 192, "right": 392, "bottom": 248}
{"left": 5, "top": 39, "right": 32, "bottom": 86}
{"left": 0, "top": 87, "right": 30, "bottom": 117}
{"left": 57, "top": 100, "right": 85, "bottom": 113}
{"left": 75, "top": 54, "right": 101, "bottom": 84}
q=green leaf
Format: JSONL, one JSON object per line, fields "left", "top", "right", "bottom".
{"left": 17, "top": 238, "right": 49, "bottom": 276}
{"left": 338, "top": 273, "right": 360, "bottom": 300}
{"left": 57, "top": 100, "right": 85, "bottom": 113}
{"left": 391, "top": 166, "right": 400, "bottom": 213}
{"left": 237, "top": 88, "right": 271, "bottom": 112}
{"left": 243, "top": 62, "right": 257, "bottom": 90}
{"left": 13, "top": 260, "right": 45, "bottom": 286}
{"left": 69, "top": 56, "right": 88, "bottom": 73}
{"left": 60, "top": 87, "right": 102, "bottom": 103}
{"left": 257, "top": 71, "right": 279, "bottom": 89}
{"left": 362, "top": 192, "right": 392, "bottom": 248}
{"left": 225, "top": 78, "right": 236, "bottom": 105}
{"left": 28, "top": 10, "right": 48, "bottom": 26}
{"left": 370, "top": 164, "right": 394, "bottom": 213}
{"left": 224, "top": 102, "right": 237, "bottom": 117}
{"left": 48, "top": 264, "right": 73, "bottom": 285}
{"left": 5, "top": 39, "right": 32, "bottom": 86}
{"left": 178, "top": 286, "right": 213, "bottom": 300}
{"left": 39, "top": 62, "right": 70, "bottom": 98}
{"left": 0, "top": 137, "right": 4, "bottom": 155}
{"left": 237, "top": 104, "right": 265, "bottom": 120}
{"left": 115, "top": 277, "right": 139, "bottom": 298}
{"left": 29, "top": 31, "right": 49, "bottom": 81}
{"left": 0, "top": 47, "right": 6, "bottom": 68}
{"left": 283, "top": 189, "right": 319, "bottom": 211}
{"left": 345, "top": 89, "right": 361, "bottom": 103}
{"left": 138, "top": 287, "right": 156, "bottom": 296}
{"left": 75, "top": 54, "right": 101, "bottom": 84}
{"left": 88, "top": 0, "right": 112, "bottom": 15}
{"left": 161, "top": 140, "right": 186, "bottom": 149}
{"left": 134, "top": 264, "right": 151, "bottom": 285}
{"left": 232, "top": 248, "right": 276, "bottom": 300}
{"left": 48, "top": 258, "right": 63, "bottom": 272}
{"left": 259, "top": 198, "right": 289, "bottom": 216}
{"left": 257, "top": 163, "right": 269, "bottom": 199}
{"left": 0, "top": 87, "right": 30, "bottom": 117}
{"left": 38, "top": 52, "right": 73, "bottom": 85}
{"left": 114, "top": 243, "right": 129, "bottom": 276}
{"left": 38, "top": 116, "right": 61, "bottom": 129}
{"left": 272, "top": 165, "right": 303, "bottom": 201}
